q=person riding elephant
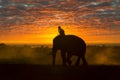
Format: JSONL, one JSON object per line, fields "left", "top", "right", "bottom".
{"left": 58, "top": 26, "right": 65, "bottom": 36}
{"left": 52, "top": 26, "right": 88, "bottom": 66}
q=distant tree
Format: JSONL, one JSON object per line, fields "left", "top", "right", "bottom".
{"left": 0, "top": 43, "right": 7, "bottom": 47}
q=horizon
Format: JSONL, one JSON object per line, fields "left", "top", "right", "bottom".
{"left": 2, "top": 42, "right": 120, "bottom": 46}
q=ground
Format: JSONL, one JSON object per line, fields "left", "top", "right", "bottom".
{"left": 0, "top": 64, "right": 120, "bottom": 80}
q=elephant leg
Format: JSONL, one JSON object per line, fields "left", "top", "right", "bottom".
{"left": 67, "top": 53, "right": 72, "bottom": 66}
{"left": 61, "top": 50, "right": 67, "bottom": 66}
{"left": 75, "top": 56, "right": 80, "bottom": 66}
{"left": 82, "top": 56, "right": 88, "bottom": 66}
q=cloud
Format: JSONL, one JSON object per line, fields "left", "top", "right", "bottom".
{"left": 0, "top": 0, "right": 120, "bottom": 44}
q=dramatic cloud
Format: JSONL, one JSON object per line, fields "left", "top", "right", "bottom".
{"left": 0, "top": 0, "right": 120, "bottom": 44}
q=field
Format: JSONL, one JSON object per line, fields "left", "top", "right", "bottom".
{"left": 0, "top": 43, "right": 120, "bottom": 80}
{"left": 0, "top": 64, "right": 120, "bottom": 80}
{"left": 0, "top": 43, "right": 120, "bottom": 65}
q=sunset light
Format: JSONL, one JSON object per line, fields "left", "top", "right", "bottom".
{"left": 0, "top": 0, "right": 120, "bottom": 67}
{"left": 0, "top": 0, "right": 120, "bottom": 45}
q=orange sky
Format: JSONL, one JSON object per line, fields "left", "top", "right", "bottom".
{"left": 1, "top": 24, "right": 120, "bottom": 45}
{"left": 0, "top": 0, "right": 120, "bottom": 45}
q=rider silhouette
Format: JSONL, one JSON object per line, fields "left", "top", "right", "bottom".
{"left": 58, "top": 26, "right": 65, "bottom": 36}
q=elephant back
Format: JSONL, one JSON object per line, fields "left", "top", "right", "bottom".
{"left": 53, "top": 35, "right": 86, "bottom": 53}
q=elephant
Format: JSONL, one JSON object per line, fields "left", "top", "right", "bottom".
{"left": 52, "top": 35, "right": 88, "bottom": 66}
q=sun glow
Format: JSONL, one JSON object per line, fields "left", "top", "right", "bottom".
{"left": 1, "top": 24, "right": 120, "bottom": 45}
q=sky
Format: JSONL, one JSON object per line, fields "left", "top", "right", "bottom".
{"left": 0, "top": 0, "right": 120, "bottom": 44}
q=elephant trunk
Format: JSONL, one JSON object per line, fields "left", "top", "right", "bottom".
{"left": 52, "top": 48, "right": 57, "bottom": 66}
{"left": 52, "top": 52, "right": 56, "bottom": 66}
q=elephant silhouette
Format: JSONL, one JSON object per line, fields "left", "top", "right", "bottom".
{"left": 52, "top": 35, "right": 88, "bottom": 66}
